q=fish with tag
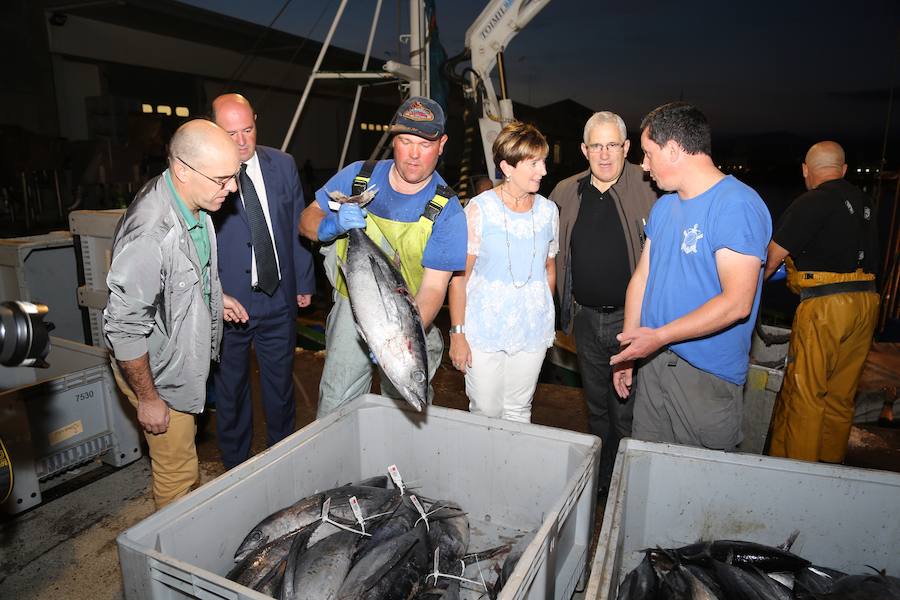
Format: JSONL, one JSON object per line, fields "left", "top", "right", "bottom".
{"left": 327, "top": 187, "right": 429, "bottom": 411}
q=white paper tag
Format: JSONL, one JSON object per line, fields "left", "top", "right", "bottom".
{"left": 410, "top": 494, "right": 427, "bottom": 519}
{"left": 349, "top": 496, "right": 365, "bottom": 532}
{"left": 388, "top": 464, "right": 405, "bottom": 495}
{"left": 320, "top": 497, "right": 332, "bottom": 521}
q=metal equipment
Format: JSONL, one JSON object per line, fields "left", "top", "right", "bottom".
{"left": 460, "top": 0, "right": 551, "bottom": 184}
{"left": 0, "top": 300, "right": 51, "bottom": 368}
{"left": 1, "top": 336, "right": 142, "bottom": 514}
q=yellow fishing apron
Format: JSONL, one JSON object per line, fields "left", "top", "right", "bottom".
{"left": 333, "top": 161, "right": 454, "bottom": 298}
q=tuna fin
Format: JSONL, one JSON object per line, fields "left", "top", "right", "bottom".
{"left": 353, "top": 321, "right": 370, "bottom": 346}
{"left": 280, "top": 523, "right": 317, "bottom": 599}
{"left": 777, "top": 529, "right": 800, "bottom": 552}
{"left": 336, "top": 250, "right": 347, "bottom": 275}
{"left": 367, "top": 255, "right": 407, "bottom": 323}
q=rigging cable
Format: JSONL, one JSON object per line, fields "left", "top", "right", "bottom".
{"left": 219, "top": 0, "right": 294, "bottom": 95}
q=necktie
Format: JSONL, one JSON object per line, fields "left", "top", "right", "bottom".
{"left": 240, "top": 163, "right": 279, "bottom": 295}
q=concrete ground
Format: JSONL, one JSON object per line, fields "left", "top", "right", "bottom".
{"left": 1, "top": 317, "right": 898, "bottom": 599}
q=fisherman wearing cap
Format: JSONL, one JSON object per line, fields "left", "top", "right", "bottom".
{"left": 300, "top": 97, "right": 467, "bottom": 417}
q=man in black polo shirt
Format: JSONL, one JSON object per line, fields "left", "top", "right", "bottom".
{"left": 551, "top": 111, "right": 657, "bottom": 492}
{"left": 765, "top": 140, "right": 880, "bottom": 463}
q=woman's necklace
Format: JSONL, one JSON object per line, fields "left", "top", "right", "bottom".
{"left": 499, "top": 184, "right": 536, "bottom": 289}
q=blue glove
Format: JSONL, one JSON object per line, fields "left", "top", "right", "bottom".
{"left": 318, "top": 203, "right": 366, "bottom": 242}
{"left": 769, "top": 263, "right": 787, "bottom": 282}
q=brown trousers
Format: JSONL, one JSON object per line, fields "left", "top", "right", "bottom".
{"left": 112, "top": 364, "right": 199, "bottom": 508}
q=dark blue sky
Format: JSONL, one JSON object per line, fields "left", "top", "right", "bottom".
{"left": 181, "top": 0, "right": 899, "bottom": 144}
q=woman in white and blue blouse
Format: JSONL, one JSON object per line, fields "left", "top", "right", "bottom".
{"left": 448, "top": 121, "right": 559, "bottom": 423}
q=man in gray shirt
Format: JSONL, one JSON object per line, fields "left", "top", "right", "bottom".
{"left": 104, "top": 119, "right": 247, "bottom": 508}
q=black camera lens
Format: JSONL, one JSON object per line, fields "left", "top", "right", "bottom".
{"left": 0, "top": 301, "right": 51, "bottom": 368}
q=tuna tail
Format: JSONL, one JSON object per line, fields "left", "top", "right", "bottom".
{"left": 346, "top": 475, "right": 391, "bottom": 488}
{"left": 327, "top": 186, "right": 379, "bottom": 207}
{"left": 461, "top": 543, "right": 512, "bottom": 565}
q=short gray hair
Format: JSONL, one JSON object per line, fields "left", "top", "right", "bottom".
{"left": 583, "top": 111, "right": 627, "bottom": 143}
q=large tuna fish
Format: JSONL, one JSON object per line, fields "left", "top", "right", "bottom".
{"left": 281, "top": 530, "right": 358, "bottom": 600}
{"left": 338, "top": 525, "right": 430, "bottom": 600}
{"left": 425, "top": 501, "right": 469, "bottom": 581}
{"left": 226, "top": 531, "right": 297, "bottom": 589}
{"left": 328, "top": 188, "right": 429, "bottom": 411}
{"left": 616, "top": 551, "right": 658, "bottom": 600}
{"left": 675, "top": 539, "right": 811, "bottom": 572}
{"left": 234, "top": 485, "right": 399, "bottom": 562}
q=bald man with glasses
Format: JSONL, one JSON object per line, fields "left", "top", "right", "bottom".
{"left": 550, "top": 111, "right": 657, "bottom": 497}
{"left": 104, "top": 119, "right": 248, "bottom": 509}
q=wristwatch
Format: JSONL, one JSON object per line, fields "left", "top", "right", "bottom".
{"left": 449, "top": 324, "right": 465, "bottom": 335}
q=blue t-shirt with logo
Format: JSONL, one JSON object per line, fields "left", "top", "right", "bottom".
{"left": 643, "top": 175, "right": 772, "bottom": 385}
{"left": 315, "top": 160, "right": 467, "bottom": 272}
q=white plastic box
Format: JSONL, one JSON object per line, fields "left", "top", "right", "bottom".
{"left": 117, "top": 395, "right": 600, "bottom": 600}
{"left": 585, "top": 439, "right": 900, "bottom": 599}
{"left": 69, "top": 209, "right": 126, "bottom": 346}
{"left": 0, "top": 337, "right": 142, "bottom": 514}
{"left": 0, "top": 231, "right": 86, "bottom": 344}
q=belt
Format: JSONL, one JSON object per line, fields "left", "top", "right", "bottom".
{"left": 799, "top": 280, "right": 877, "bottom": 301}
{"left": 582, "top": 305, "right": 622, "bottom": 314}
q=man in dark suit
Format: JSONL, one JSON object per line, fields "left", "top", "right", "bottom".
{"left": 211, "top": 93, "right": 315, "bottom": 469}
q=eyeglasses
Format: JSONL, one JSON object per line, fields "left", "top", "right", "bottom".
{"left": 176, "top": 156, "right": 240, "bottom": 189}
{"left": 585, "top": 142, "right": 625, "bottom": 154}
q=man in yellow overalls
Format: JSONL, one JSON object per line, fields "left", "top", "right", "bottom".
{"left": 300, "top": 97, "right": 467, "bottom": 417}
{"left": 765, "top": 141, "right": 880, "bottom": 463}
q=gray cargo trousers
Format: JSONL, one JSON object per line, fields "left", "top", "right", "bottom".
{"left": 317, "top": 293, "right": 443, "bottom": 418}
{"left": 632, "top": 350, "right": 743, "bottom": 450}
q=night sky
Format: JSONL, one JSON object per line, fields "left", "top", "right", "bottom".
{"left": 181, "top": 0, "right": 900, "bottom": 157}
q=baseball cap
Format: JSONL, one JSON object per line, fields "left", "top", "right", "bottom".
{"left": 389, "top": 97, "right": 445, "bottom": 141}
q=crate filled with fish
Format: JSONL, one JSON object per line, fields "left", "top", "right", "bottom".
{"left": 615, "top": 538, "right": 900, "bottom": 599}
{"left": 225, "top": 475, "right": 534, "bottom": 598}
{"left": 118, "top": 395, "right": 600, "bottom": 600}
{"left": 585, "top": 440, "right": 900, "bottom": 599}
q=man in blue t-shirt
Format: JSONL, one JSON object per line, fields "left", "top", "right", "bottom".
{"left": 299, "top": 97, "right": 467, "bottom": 417}
{"left": 610, "top": 102, "right": 771, "bottom": 450}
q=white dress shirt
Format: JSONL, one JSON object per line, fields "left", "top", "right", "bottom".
{"left": 241, "top": 152, "right": 282, "bottom": 286}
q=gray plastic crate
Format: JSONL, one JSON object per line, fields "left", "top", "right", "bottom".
{"left": 738, "top": 324, "right": 791, "bottom": 453}
{"left": 118, "top": 395, "right": 600, "bottom": 600}
{"left": 69, "top": 209, "right": 126, "bottom": 347}
{"left": 1, "top": 337, "right": 142, "bottom": 514}
{"left": 0, "top": 231, "right": 86, "bottom": 344}
{"left": 586, "top": 439, "right": 900, "bottom": 599}
{"left": 749, "top": 323, "right": 791, "bottom": 367}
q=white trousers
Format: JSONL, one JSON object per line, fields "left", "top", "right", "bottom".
{"left": 465, "top": 347, "right": 547, "bottom": 423}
